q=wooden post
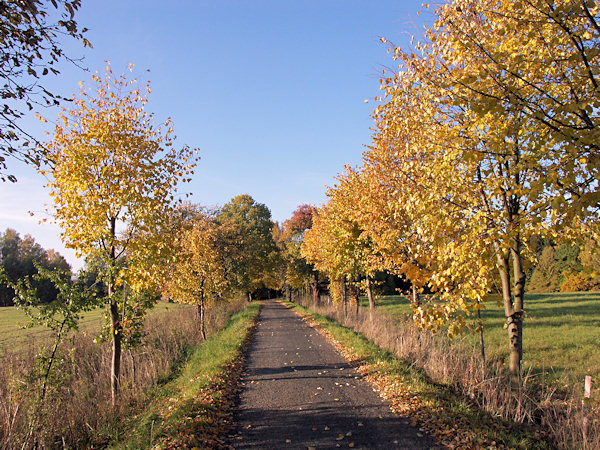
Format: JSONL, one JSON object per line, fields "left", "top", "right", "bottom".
{"left": 583, "top": 375, "right": 592, "bottom": 447}
{"left": 584, "top": 375, "right": 592, "bottom": 399}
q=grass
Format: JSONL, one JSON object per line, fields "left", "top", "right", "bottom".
{"left": 111, "top": 301, "right": 261, "bottom": 449}
{"left": 0, "top": 297, "right": 250, "bottom": 448}
{"left": 285, "top": 300, "right": 550, "bottom": 449}
{"left": 0, "top": 301, "right": 189, "bottom": 353}
{"left": 367, "top": 292, "right": 600, "bottom": 392}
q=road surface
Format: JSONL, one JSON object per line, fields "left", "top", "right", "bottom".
{"left": 228, "top": 301, "right": 437, "bottom": 449}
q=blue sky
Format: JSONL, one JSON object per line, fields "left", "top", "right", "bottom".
{"left": 1, "top": 0, "right": 430, "bottom": 270}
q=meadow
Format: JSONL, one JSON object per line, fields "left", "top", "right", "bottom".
{"left": 0, "top": 301, "right": 187, "bottom": 353}
{"left": 367, "top": 292, "right": 600, "bottom": 394}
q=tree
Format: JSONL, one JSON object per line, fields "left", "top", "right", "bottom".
{"left": 216, "top": 194, "right": 278, "bottom": 300}
{"left": 165, "top": 215, "right": 227, "bottom": 339}
{"left": 0, "top": 264, "right": 98, "bottom": 447}
{"left": 361, "top": 0, "right": 600, "bottom": 384}
{"left": 280, "top": 204, "right": 320, "bottom": 302}
{"left": 0, "top": 228, "right": 71, "bottom": 306}
{"left": 43, "top": 64, "right": 198, "bottom": 404}
{"left": 301, "top": 169, "right": 380, "bottom": 319}
{"left": 427, "top": 0, "right": 600, "bottom": 233}
{"left": 1, "top": 0, "right": 91, "bottom": 182}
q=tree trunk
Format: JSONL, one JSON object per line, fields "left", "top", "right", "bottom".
{"left": 496, "top": 251, "right": 522, "bottom": 386}
{"left": 411, "top": 284, "right": 420, "bottom": 307}
{"left": 198, "top": 295, "right": 206, "bottom": 340}
{"left": 342, "top": 279, "right": 348, "bottom": 317}
{"left": 510, "top": 236, "right": 526, "bottom": 385}
{"left": 366, "top": 277, "right": 375, "bottom": 322}
{"left": 110, "top": 299, "right": 122, "bottom": 406}
{"left": 248, "top": 291, "right": 252, "bottom": 302}
{"left": 108, "top": 216, "right": 121, "bottom": 406}
{"left": 311, "top": 273, "right": 320, "bottom": 306}
{"left": 353, "top": 283, "right": 360, "bottom": 318}
{"left": 478, "top": 162, "right": 525, "bottom": 386}
{"left": 286, "top": 285, "right": 292, "bottom": 302}
{"left": 41, "top": 319, "right": 67, "bottom": 402}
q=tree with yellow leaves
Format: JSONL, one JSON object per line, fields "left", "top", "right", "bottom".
{"left": 165, "top": 214, "right": 227, "bottom": 340}
{"left": 362, "top": 0, "right": 600, "bottom": 384}
{"left": 302, "top": 167, "right": 381, "bottom": 320}
{"left": 42, "top": 64, "right": 197, "bottom": 404}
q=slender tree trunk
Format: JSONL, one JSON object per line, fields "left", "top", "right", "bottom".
{"left": 198, "top": 294, "right": 206, "bottom": 340}
{"left": 510, "top": 235, "right": 526, "bottom": 384}
{"left": 110, "top": 298, "right": 122, "bottom": 405}
{"left": 248, "top": 291, "right": 252, "bottom": 302}
{"left": 130, "top": 350, "right": 136, "bottom": 384}
{"left": 478, "top": 161, "right": 525, "bottom": 386}
{"left": 108, "top": 216, "right": 122, "bottom": 406}
{"left": 342, "top": 279, "right": 348, "bottom": 317}
{"left": 496, "top": 251, "right": 522, "bottom": 386}
{"left": 41, "top": 319, "right": 67, "bottom": 402}
{"left": 411, "top": 284, "right": 420, "bottom": 307}
{"left": 311, "top": 273, "right": 320, "bottom": 306}
{"left": 353, "top": 281, "right": 360, "bottom": 318}
{"left": 366, "top": 277, "right": 375, "bottom": 322}
{"left": 286, "top": 285, "right": 292, "bottom": 302}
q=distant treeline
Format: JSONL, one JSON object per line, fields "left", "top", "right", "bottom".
{"left": 0, "top": 228, "right": 71, "bottom": 306}
{"left": 527, "top": 236, "right": 600, "bottom": 293}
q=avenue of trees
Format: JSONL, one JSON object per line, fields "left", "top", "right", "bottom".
{"left": 1, "top": 0, "right": 598, "bottom": 423}
{"left": 301, "top": 0, "right": 600, "bottom": 385}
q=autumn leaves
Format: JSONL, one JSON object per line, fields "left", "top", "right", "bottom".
{"left": 36, "top": 0, "right": 599, "bottom": 402}
{"left": 41, "top": 64, "right": 199, "bottom": 403}
{"left": 302, "top": 0, "right": 599, "bottom": 384}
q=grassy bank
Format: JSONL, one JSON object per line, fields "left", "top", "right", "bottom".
{"left": 285, "top": 300, "right": 550, "bottom": 449}
{"left": 112, "top": 301, "right": 261, "bottom": 449}
{"left": 0, "top": 299, "right": 249, "bottom": 449}
{"left": 369, "top": 292, "right": 599, "bottom": 391}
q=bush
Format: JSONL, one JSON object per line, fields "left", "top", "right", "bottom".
{"left": 560, "top": 271, "right": 600, "bottom": 292}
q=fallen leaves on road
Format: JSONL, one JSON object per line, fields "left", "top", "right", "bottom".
{"left": 296, "top": 310, "right": 508, "bottom": 449}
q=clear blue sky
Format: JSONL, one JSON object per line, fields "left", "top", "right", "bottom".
{"left": 0, "top": 0, "right": 431, "bottom": 271}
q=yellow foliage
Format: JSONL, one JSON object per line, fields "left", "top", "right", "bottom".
{"left": 165, "top": 215, "right": 228, "bottom": 307}
{"left": 43, "top": 63, "right": 199, "bottom": 294}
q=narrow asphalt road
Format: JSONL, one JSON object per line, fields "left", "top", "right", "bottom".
{"left": 228, "top": 301, "right": 437, "bottom": 449}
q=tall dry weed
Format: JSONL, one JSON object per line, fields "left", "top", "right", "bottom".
{"left": 295, "top": 295, "right": 599, "bottom": 449}
{"left": 0, "top": 298, "right": 246, "bottom": 449}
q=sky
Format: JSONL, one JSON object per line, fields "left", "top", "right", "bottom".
{"left": 0, "top": 0, "right": 432, "bottom": 271}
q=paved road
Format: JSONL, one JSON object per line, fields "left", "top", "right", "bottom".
{"left": 228, "top": 301, "right": 437, "bottom": 449}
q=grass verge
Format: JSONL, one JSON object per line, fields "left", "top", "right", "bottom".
{"left": 285, "top": 300, "right": 551, "bottom": 449}
{"left": 112, "top": 301, "right": 261, "bottom": 449}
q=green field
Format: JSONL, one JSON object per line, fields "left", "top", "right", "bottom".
{"left": 0, "top": 301, "right": 189, "bottom": 353}
{"left": 366, "top": 292, "right": 599, "bottom": 391}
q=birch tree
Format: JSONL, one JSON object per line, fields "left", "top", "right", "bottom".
{"left": 42, "top": 64, "right": 197, "bottom": 403}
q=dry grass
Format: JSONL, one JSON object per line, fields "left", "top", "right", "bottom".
{"left": 295, "top": 295, "right": 599, "bottom": 449}
{"left": 0, "top": 301, "right": 185, "bottom": 353}
{"left": 0, "top": 298, "right": 247, "bottom": 449}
